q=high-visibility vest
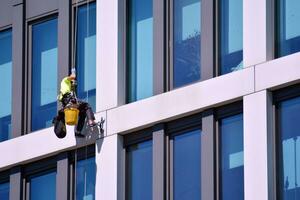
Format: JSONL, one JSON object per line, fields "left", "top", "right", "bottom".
{"left": 58, "top": 77, "right": 73, "bottom": 101}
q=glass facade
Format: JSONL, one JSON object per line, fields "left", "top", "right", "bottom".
{"left": 76, "top": 2, "right": 96, "bottom": 111}
{"left": 126, "top": 140, "right": 152, "bottom": 200}
{"left": 278, "top": 96, "right": 300, "bottom": 200}
{"left": 219, "top": 114, "right": 244, "bottom": 200}
{"left": 277, "top": 0, "right": 300, "bottom": 57}
{"left": 0, "top": 29, "right": 12, "bottom": 141}
{"left": 76, "top": 157, "right": 96, "bottom": 200}
{"left": 30, "top": 171, "right": 56, "bottom": 200}
{"left": 173, "top": 0, "right": 201, "bottom": 88}
{"left": 0, "top": 182, "right": 9, "bottom": 200}
{"left": 127, "top": 0, "right": 153, "bottom": 102}
{"left": 173, "top": 129, "right": 201, "bottom": 200}
{"left": 219, "top": 0, "right": 243, "bottom": 75}
{"left": 31, "top": 18, "right": 58, "bottom": 132}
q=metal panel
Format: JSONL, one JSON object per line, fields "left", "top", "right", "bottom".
{"left": 26, "top": 0, "right": 58, "bottom": 19}
{"left": 56, "top": 153, "right": 69, "bottom": 200}
{"left": 153, "top": 0, "right": 165, "bottom": 95}
{"left": 11, "top": 3, "right": 24, "bottom": 138}
{"left": 201, "top": 0, "right": 215, "bottom": 80}
{"left": 0, "top": 0, "right": 13, "bottom": 28}
{"left": 152, "top": 124, "right": 165, "bottom": 200}
{"left": 201, "top": 109, "right": 215, "bottom": 200}
{"left": 9, "top": 167, "right": 22, "bottom": 200}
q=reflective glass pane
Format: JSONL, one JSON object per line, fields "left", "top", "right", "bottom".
{"left": 278, "top": 97, "right": 300, "bottom": 200}
{"left": 173, "top": 0, "right": 201, "bottom": 88}
{"left": 127, "top": 0, "right": 153, "bottom": 102}
{"left": 76, "top": 157, "right": 96, "bottom": 200}
{"left": 220, "top": 114, "right": 244, "bottom": 200}
{"left": 277, "top": 0, "right": 300, "bottom": 57}
{"left": 30, "top": 171, "right": 56, "bottom": 200}
{"left": 31, "top": 18, "right": 58, "bottom": 132}
{"left": 219, "top": 0, "right": 243, "bottom": 75}
{"left": 0, "top": 29, "right": 12, "bottom": 141}
{"left": 76, "top": 2, "right": 96, "bottom": 111}
{"left": 127, "top": 140, "right": 152, "bottom": 200}
{"left": 173, "top": 129, "right": 201, "bottom": 200}
{"left": 0, "top": 182, "right": 9, "bottom": 200}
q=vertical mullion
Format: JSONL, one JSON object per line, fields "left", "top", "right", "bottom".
{"left": 27, "top": 23, "right": 32, "bottom": 133}
{"left": 152, "top": 124, "right": 165, "bottom": 200}
{"left": 201, "top": 0, "right": 215, "bottom": 80}
{"left": 11, "top": 1, "right": 24, "bottom": 138}
{"left": 169, "top": 0, "right": 174, "bottom": 91}
{"left": 201, "top": 109, "right": 215, "bottom": 200}
{"left": 153, "top": 0, "right": 165, "bottom": 95}
{"left": 9, "top": 167, "right": 22, "bottom": 200}
{"left": 169, "top": 139, "right": 174, "bottom": 200}
{"left": 56, "top": 153, "right": 69, "bottom": 200}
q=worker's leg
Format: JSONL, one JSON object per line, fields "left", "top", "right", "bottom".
{"left": 77, "top": 101, "right": 96, "bottom": 125}
{"left": 75, "top": 110, "right": 86, "bottom": 136}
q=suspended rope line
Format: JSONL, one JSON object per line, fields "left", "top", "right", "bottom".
{"left": 86, "top": 0, "right": 90, "bottom": 104}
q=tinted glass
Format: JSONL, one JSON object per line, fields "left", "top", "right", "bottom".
{"left": 31, "top": 18, "right": 58, "bottom": 132}
{"left": 219, "top": 0, "right": 243, "bottom": 75}
{"left": 76, "top": 2, "right": 96, "bottom": 111}
{"left": 173, "top": 129, "right": 201, "bottom": 200}
{"left": 277, "top": 0, "right": 300, "bottom": 57}
{"left": 127, "top": 140, "right": 152, "bottom": 200}
{"left": 220, "top": 114, "right": 244, "bottom": 200}
{"left": 173, "top": 0, "right": 201, "bottom": 88}
{"left": 127, "top": 0, "right": 153, "bottom": 102}
{"left": 0, "top": 182, "right": 9, "bottom": 200}
{"left": 30, "top": 171, "right": 56, "bottom": 200}
{"left": 76, "top": 157, "right": 96, "bottom": 200}
{"left": 0, "top": 29, "right": 12, "bottom": 141}
{"left": 278, "top": 96, "right": 300, "bottom": 199}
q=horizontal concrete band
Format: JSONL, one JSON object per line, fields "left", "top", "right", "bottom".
{"left": 1, "top": 53, "right": 300, "bottom": 170}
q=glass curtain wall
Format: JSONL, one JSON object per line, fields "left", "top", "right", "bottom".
{"left": 219, "top": 114, "right": 244, "bottom": 200}
{"left": 0, "top": 29, "right": 12, "bottom": 141}
{"left": 31, "top": 18, "right": 58, "bottom": 132}
{"left": 277, "top": 0, "right": 300, "bottom": 57}
{"left": 29, "top": 171, "right": 56, "bottom": 200}
{"left": 76, "top": 2, "right": 96, "bottom": 111}
{"left": 173, "top": 0, "right": 201, "bottom": 88}
{"left": 219, "top": 0, "right": 243, "bottom": 75}
{"left": 172, "top": 129, "right": 201, "bottom": 200}
{"left": 278, "top": 96, "right": 300, "bottom": 200}
{"left": 126, "top": 140, "right": 152, "bottom": 200}
{"left": 75, "top": 157, "right": 96, "bottom": 200}
{"left": 127, "top": 0, "right": 153, "bottom": 102}
{"left": 0, "top": 182, "right": 9, "bottom": 200}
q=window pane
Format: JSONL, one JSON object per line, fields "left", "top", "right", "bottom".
{"left": 277, "top": 0, "right": 300, "bottom": 57}
{"left": 278, "top": 96, "right": 300, "bottom": 200}
{"left": 173, "top": 129, "right": 201, "bottom": 200}
{"left": 30, "top": 172, "right": 56, "bottom": 200}
{"left": 0, "top": 29, "right": 12, "bottom": 141}
{"left": 127, "top": 140, "right": 152, "bottom": 200}
{"left": 76, "top": 157, "right": 96, "bottom": 200}
{"left": 31, "top": 18, "right": 58, "bottom": 132}
{"left": 0, "top": 182, "right": 9, "bottom": 200}
{"left": 219, "top": 0, "right": 243, "bottom": 75}
{"left": 173, "top": 0, "right": 201, "bottom": 88}
{"left": 76, "top": 3, "right": 96, "bottom": 111}
{"left": 220, "top": 114, "right": 244, "bottom": 200}
{"left": 127, "top": 0, "right": 153, "bottom": 102}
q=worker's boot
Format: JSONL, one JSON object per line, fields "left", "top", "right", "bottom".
{"left": 75, "top": 130, "right": 85, "bottom": 138}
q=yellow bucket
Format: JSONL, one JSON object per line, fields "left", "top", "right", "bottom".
{"left": 64, "top": 107, "right": 79, "bottom": 125}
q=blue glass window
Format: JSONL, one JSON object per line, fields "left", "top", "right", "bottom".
{"left": 277, "top": 0, "right": 300, "bottom": 57}
{"left": 76, "top": 2, "right": 96, "bottom": 111}
{"left": 0, "top": 182, "right": 9, "bottom": 200}
{"left": 31, "top": 18, "right": 58, "bottom": 132}
{"left": 278, "top": 96, "right": 300, "bottom": 200}
{"left": 30, "top": 171, "right": 56, "bottom": 200}
{"left": 76, "top": 157, "right": 96, "bottom": 200}
{"left": 127, "top": 140, "right": 152, "bottom": 200}
{"left": 173, "top": 129, "right": 201, "bottom": 200}
{"left": 0, "top": 29, "right": 12, "bottom": 141}
{"left": 173, "top": 0, "right": 201, "bottom": 88}
{"left": 127, "top": 0, "right": 153, "bottom": 102}
{"left": 219, "top": 0, "right": 243, "bottom": 75}
{"left": 219, "top": 114, "right": 244, "bottom": 200}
